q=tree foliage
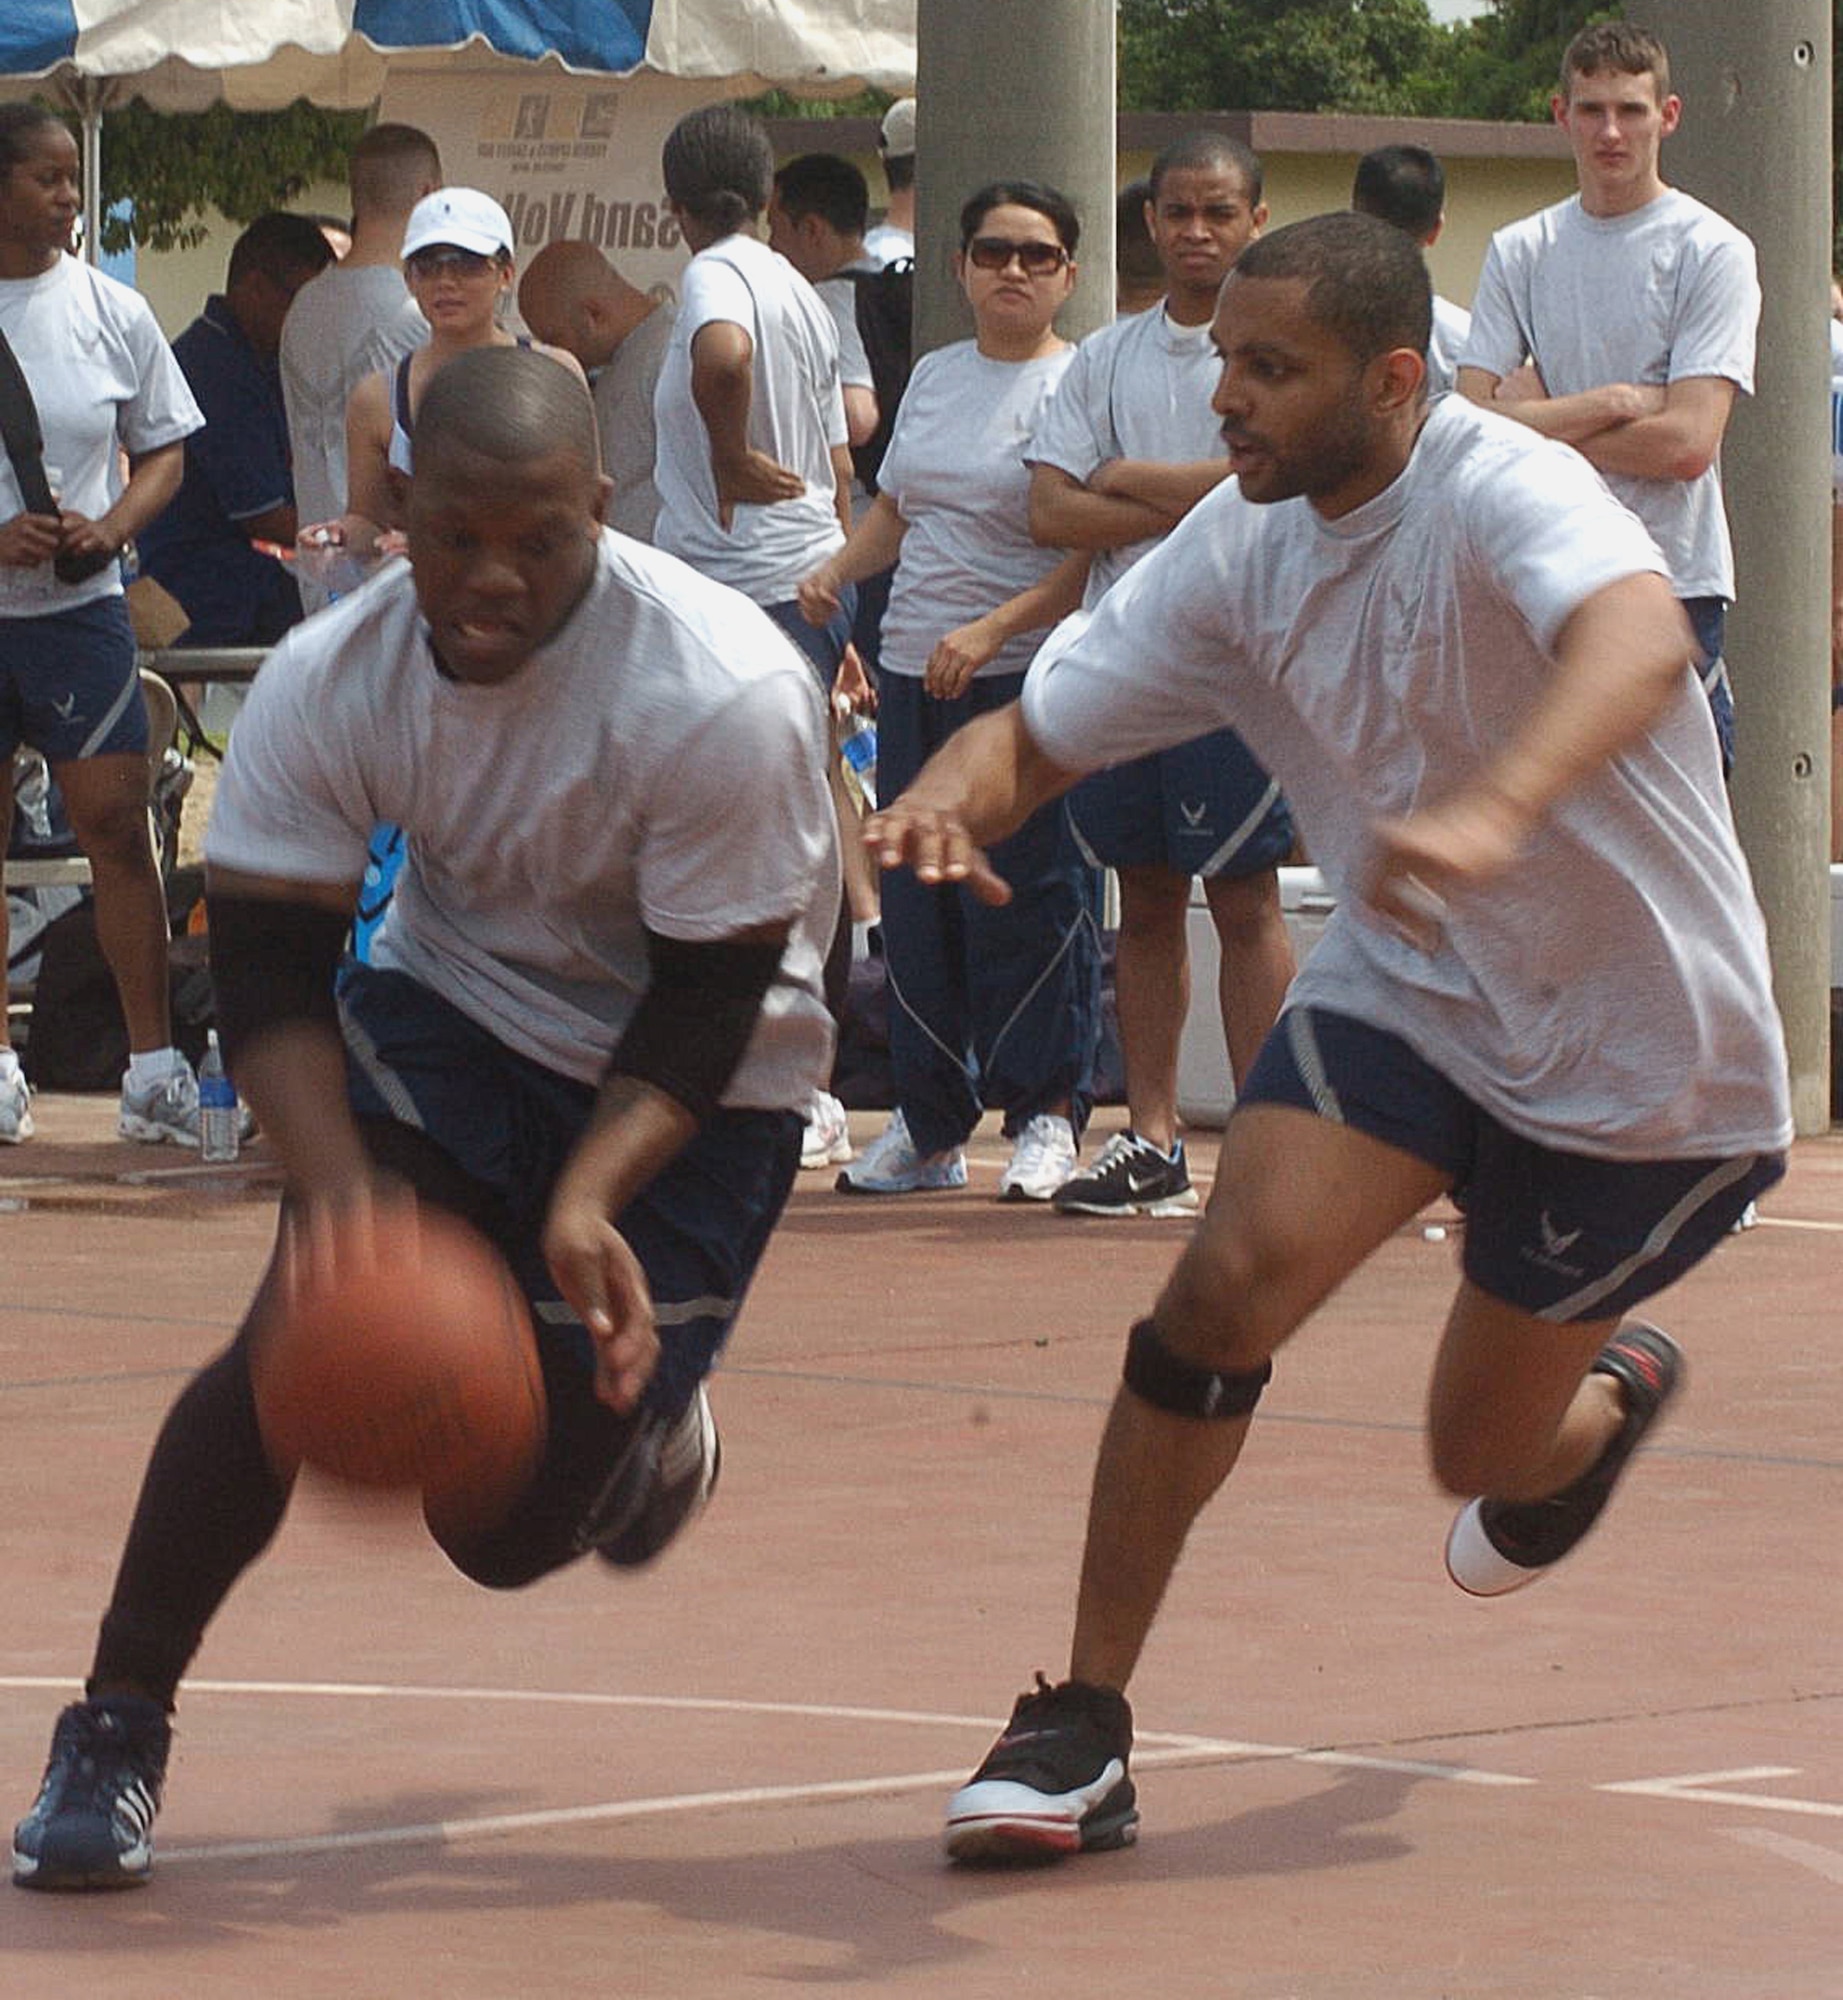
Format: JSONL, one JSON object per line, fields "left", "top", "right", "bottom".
{"left": 88, "top": 100, "right": 367, "bottom": 253}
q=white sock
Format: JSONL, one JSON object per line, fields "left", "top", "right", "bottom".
{"left": 125, "top": 1047, "right": 182, "bottom": 1092}
{"left": 0, "top": 1047, "right": 19, "bottom": 1082}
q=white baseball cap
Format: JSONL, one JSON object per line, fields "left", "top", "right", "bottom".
{"left": 402, "top": 187, "right": 514, "bottom": 261}
{"left": 879, "top": 98, "right": 916, "bottom": 157}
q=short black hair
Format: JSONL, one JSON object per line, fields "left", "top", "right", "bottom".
{"left": 959, "top": 180, "right": 1080, "bottom": 255}
{"left": 662, "top": 104, "right": 774, "bottom": 236}
{"left": 1235, "top": 212, "right": 1431, "bottom": 371}
{"left": 1352, "top": 145, "right": 1445, "bottom": 241}
{"left": 227, "top": 211, "right": 336, "bottom": 288}
{"left": 414, "top": 346, "right": 601, "bottom": 483}
{"left": 774, "top": 153, "right": 870, "bottom": 239}
{"left": 0, "top": 104, "right": 68, "bottom": 174}
{"left": 1149, "top": 131, "right": 1262, "bottom": 206}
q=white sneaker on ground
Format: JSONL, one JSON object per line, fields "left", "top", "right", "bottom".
{"left": 998, "top": 1113, "right": 1078, "bottom": 1203}
{"left": 118, "top": 1062, "right": 202, "bottom": 1147}
{"left": 800, "top": 1090, "right": 852, "bottom": 1170}
{"left": 835, "top": 1109, "right": 966, "bottom": 1194}
{"left": 0, "top": 1065, "right": 32, "bottom": 1144}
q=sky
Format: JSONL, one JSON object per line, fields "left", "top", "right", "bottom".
{"left": 1428, "top": 0, "right": 1484, "bottom": 18}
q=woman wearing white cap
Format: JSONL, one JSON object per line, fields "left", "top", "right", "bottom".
{"left": 303, "top": 187, "right": 584, "bottom": 572}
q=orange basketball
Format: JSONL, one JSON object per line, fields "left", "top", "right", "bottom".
{"left": 252, "top": 1202, "right": 546, "bottom": 1515}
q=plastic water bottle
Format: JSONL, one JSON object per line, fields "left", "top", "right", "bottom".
{"left": 835, "top": 705, "right": 878, "bottom": 813}
{"left": 197, "top": 1031, "right": 240, "bottom": 1164}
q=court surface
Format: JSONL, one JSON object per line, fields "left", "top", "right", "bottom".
{"left": 1, "top": 1095, "right": 1837, "bottom": 1999}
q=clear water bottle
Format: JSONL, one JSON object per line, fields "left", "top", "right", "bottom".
{"left": 197, "top": 1030, "right": 240, "bottom": 1163}
{"left": 835, "top": 704, "right": 878, "bottom": 813}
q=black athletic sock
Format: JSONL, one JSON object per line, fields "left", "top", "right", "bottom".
{"left": 87, "top": 1300, "right": 292, "bottom": 1711}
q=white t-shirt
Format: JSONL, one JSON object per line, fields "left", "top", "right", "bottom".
{"left": 206, "top": 532, "right": 837, "bottom": 1111}
{"left": 1022, "top": 396, "right": 1790, "bottom": 1161}
{"left": 816, "top": 274, "right": 874, "bottom": 391}
{"left": 652, "top": 233, "right": 847, "bottom": 604}
{"left": 591, "top": 299, "right": 675, "bottom": 543}
{"left": 1460, "top": 189, "right": 1759, "bottom": 601}
{"left": 1026, "top": 304, "right": 1223, "bottom": 603}
{"left": 876, "top": 339, "right": 1074, "bottom": 680}
{"left": 1428, "top": 294, "right": 1472, "bottom": 397}
{"left": 281, "top": 262, "right": 426, "bottom": 533}
{"left": 0, "top": 255, "right": 202, "bottom": 618}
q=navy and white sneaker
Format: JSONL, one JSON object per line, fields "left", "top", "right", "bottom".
{"left": 579, "top": 1385, "right": 722, "bottom": 1569}
{"left": 944, "top": 1674, "right": 1138, "bottom": 1863}
{"left": 13, "top": 1695, "right": 171, "bottom": 1891}
{"left": 1052, "top": 1131, "right": 1199, "bottom": 1218}
{"left": 1446, "top": 1322, "right": 1684, "bottom": 1596}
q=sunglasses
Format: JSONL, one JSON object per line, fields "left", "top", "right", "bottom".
{"left": 406, "top": 246, "right": 498, "bottom": 282}
{"left": 966, "top": 235, "right": 1070, "bottom": 276}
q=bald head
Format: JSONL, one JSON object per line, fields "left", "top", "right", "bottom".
{"left": 518, "top": 240, "right": 652, "bottom": 369}
{"left": 414, "top": 346, "right": 602, "bottom": 486}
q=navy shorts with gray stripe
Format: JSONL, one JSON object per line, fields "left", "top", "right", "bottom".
{"left": 0, "top": 596, "right": 147, "bottom": 763}
{"left": 1240, "top": 1004, "right": 1783, "bottom": 1322}
{"left": 335, "top": 962, "right": 801, "bottom": 1574}
{"left": 1067, "top": 725, "right": 1293, "bottom": 879}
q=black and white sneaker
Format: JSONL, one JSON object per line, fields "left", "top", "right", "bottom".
{"left": 579, "top": 1385, "right": 722, "bottom": 1569}
{"left": 13, "top": 1695, "right": 171, "bottom": 1891}
{"left": 1446, "top": 1322, "right": 1684, "bottom": 1596}
{"left": 944, "top": 1674, "right": 1138, "bottom": 1863}
{"left": 1051, "top": 1132, "right": 1199, "bottom": 1218}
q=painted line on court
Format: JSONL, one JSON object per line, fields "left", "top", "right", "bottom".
{"left": 0, "top": 1675, "right": 1537, "bottom": 1868}
{"left": 1599, "top": 1767, "right": 1843, "bottom": 1820}
{"left": 1721, "top": 1825, "right": 1843, "bottom": 1884}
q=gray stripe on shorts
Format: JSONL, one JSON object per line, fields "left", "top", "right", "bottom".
{"left": 1286, "top": 1008, "right": 1344, "bottom": 1122}
{"left": 337, "top": 998, "right": 427, "bottom": 1129}
{"left": 75, "top": 666, "right": 142, "bottom": 759}
{"left": 1537, "top": 1153, "right": 1757, "bottom": 1323}
{"left": 537, "top": 1294, "right": 733, "bottom": 1330}
{"left": 1196, "top": 776, "right": 1283, "bottom": 879}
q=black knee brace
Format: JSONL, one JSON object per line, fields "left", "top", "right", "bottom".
{"left": 1123, "top": 1318, "right": 1272, "bottom": 1420}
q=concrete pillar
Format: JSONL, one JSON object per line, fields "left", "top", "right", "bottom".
{"left": 1650, "top": 2, "right": 1833, "bottom": 1131}
{"left": 911, "top": 0, "right": 1117, "bottom": 358}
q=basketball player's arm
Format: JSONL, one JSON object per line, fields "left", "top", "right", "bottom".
{"left": 863, "top": 700, "right": 1081, "bottom": 906}
{"left": 543, "top": 919, "right": 790, "bottom": 1409}
{"left": 203, "top": 865, "right": 368, "bottom": 1198}
{"left": 1028, "top": 461, "right": 1172, "bottom": 550}
{"left": 1362, "top": 571, "right": 1692, "bottom": 947}
{"left": 688, "top": 321, "right": 804, "bottom": 526}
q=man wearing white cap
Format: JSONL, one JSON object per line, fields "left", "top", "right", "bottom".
{"left": 864, "top": 99, "right": 916, "bottom": 267}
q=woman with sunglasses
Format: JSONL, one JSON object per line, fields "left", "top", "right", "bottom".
{"left": 799, "top": 181, "right": 1101, "bottom": 1202}
{"left": 305, "top": 188, "right": 583, "bottom": 573}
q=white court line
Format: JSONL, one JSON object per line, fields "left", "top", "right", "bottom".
{"left": 1755, "top": 1215, "right": 1843, "bottom": 1234}
{"left": 0, "top": 1676, "right": 1534, "bottom": 1868}
{"left": 1599, "top": 1768, "right": 1843, "bottom": 1820}
{"left": 1722, "top": 1825, "right": 1843, "bottom": 1884}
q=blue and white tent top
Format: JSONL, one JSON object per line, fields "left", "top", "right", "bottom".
{"left": 3, "top": 0, "right": 916, "bottom": 105}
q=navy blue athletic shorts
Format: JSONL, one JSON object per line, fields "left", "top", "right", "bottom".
{"left": 1240, "top": 1004, "right": 1784, "bottom": 1323}
{"left": 0, "top": 596, "right": 146, "bottom": 763}
{"left": 331, "top": 962, "right": 801, "bottom": 1579}
{"left": 1068, "top": 726, "right": 1293, "bottom": 879}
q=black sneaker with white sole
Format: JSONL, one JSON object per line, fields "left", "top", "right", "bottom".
{"left": 13, "top": 1695, "right": 171, "bottom": 1891}
{"left": 944, "top": 1674, "right": 1138, "bottom": 1863}
{"left": 578, "top": 1385, "right": 722, "bottom": 1569}
{"left": 1446, "top": 1322, "right": 1683, "bottom": 1596}
{"left": 1052, "top": 1132, "right": 1199, "bottom": 1218}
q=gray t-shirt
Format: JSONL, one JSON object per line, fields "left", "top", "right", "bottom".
{"left": 1026, "top": 303, "right": 1224, "bottom": 605}
{"left": 876, "top": 339, "right": 1073, "bottom": 680}
{"left": 591, "top": 299, "right": 675, "bottom": 543}
{"left": 1460, "top": 189, "right": 1759, "bottom": 601}
{"left": 207, "top": 532, "right": 837, "bottom": 1110}
{"left": 1023, "top": 396, "right": 1790, "bottom": 1160}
